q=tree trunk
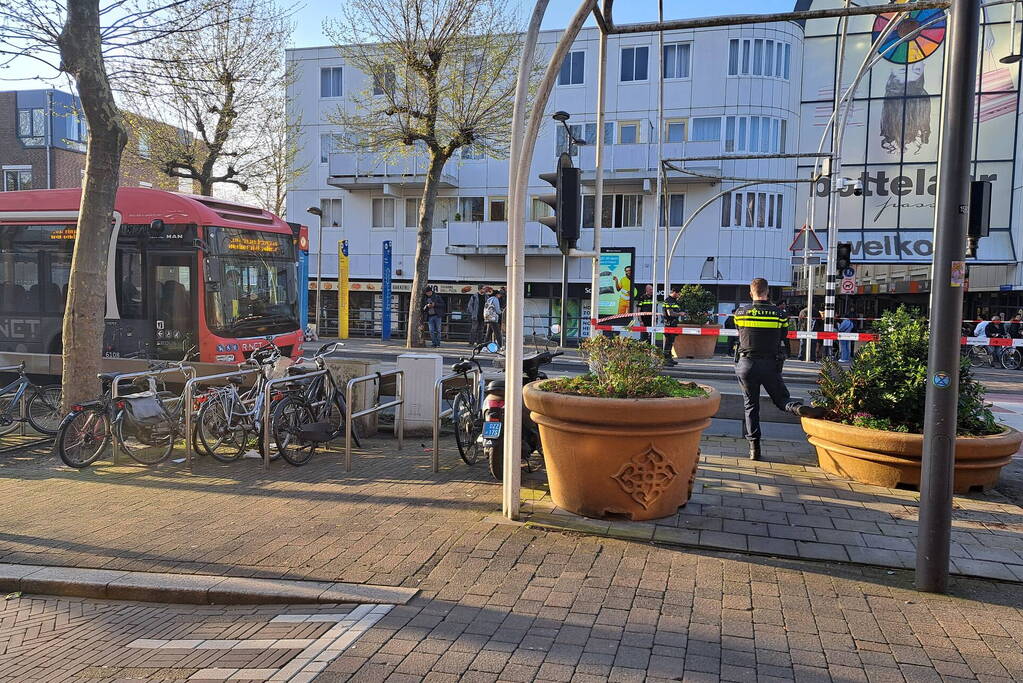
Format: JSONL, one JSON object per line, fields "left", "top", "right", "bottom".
{"left": 57, "top": 0, "right": 129, "bottom": 411}
{"left": 406, "top": 152, "right": 448, "bottom": 348}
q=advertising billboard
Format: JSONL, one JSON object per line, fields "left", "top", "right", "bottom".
{"left": 798, "top": 0, "right": 1019, "bottom": 263}
{"left": 598, "top": 247, "right": 636, "bottom": 318}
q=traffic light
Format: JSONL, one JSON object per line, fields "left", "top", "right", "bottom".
{"left": 836, "top": 242, "right": 852, "bottom": 271}
{"left": 538, "top": 152, "right": 581, "bottom": 255}
{"left": 967, "top": 180, "right": 992, "bottom": 258}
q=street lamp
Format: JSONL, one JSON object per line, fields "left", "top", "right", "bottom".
{"left": 1001, "top": 1, "right": 1021, "bottom": 64}
{"left": 306, "top": 205, "right": 324, "bottom": 334}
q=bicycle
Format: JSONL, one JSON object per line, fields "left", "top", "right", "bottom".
{"left": 0, "top": 362, "right": 63, "bottom": 436}
{"left": 967, "top": 344, "right": 994, "bottom": 368}
{"left": 449, "top": 344, "right": 489, "bottom": 466}
{"left": 55, "top": 355, "right": 194, "bottom": 468}
{"left": 193, "top": 341, "right": 306, "bottom": 464}
{"left": 269, "top": 341, "right": 361, "bottom": 466}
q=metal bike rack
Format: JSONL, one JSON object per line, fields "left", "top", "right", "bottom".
{"left": 345, "top": 369, "right": 404, "bottom": 472}
{"left": 182, "top": 368, "right": 260, "bottom": 472}
{"left": 432, "top": 368, "right": 482, "bottom": 473}
{"left": 105, "top": 364, "right": 197, "bottom": 465}
{"left": 261, "top": 369, "right": 329, "bottom": 471}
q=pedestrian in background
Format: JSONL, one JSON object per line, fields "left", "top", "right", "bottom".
{"left": 838, "top": 315, "right": 855, "bottom": 363}
{"left": 484, "top": 289, "right": 503, "bottom": 348}
{"left": 466, "top": 284, "right": 486, "bottom": 346}
{"left": 422, "top": 287, "right": 447, "bottom": 348}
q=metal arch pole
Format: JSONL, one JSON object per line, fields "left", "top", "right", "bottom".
{"left": 651, "top": 0, "right": 664, "bottom": 328}
{"left": 917, "top": 0, "right": 981, "bottom": 593}
{"left": 590, "top": 5, "right": 609, "bottom": 338}
{"left": 504, "top": 0, "right": 593, "bottom": 520}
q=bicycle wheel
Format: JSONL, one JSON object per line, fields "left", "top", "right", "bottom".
{"left": 116, "top": 410, "right": 174, "bottom": 465}
{"left": 0, "top": 392, "right": 20, "bottom": 437}
{"left": 315, "top": 390, "right": 361, "bottom": 447}
{"left": 273, "top": 395, "right": 318, "bottom": 466}
{"left": 27, "top": 385, "right": 63, "bottom": 435}
{"left": 56, "top": 407, "right": 109, "bottom": 468}
{"left": 1003, "top": 348, "right": 1022, "bottom": 371}
{"left": 453, "top": 390, "right": 482, "bottom": 466}
{"left": 969, "top": 347, "right": 990, "bottom": 368}
{"left": 196, "top": 394, "right": 247, "bottom": 462}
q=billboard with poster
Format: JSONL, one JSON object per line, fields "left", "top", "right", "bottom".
{"left": 797, "top": 0, "right": 1018, "bottom": 263}
{"left": 598, "top": 247, "right": 636, "bottom": 318}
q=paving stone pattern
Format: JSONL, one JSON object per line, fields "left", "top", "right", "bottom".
{"left": 524, "top": 436, "right": 1023, "bottom": 584}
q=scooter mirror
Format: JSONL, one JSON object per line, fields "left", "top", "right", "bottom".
{"left": 486, "top": 342, "right": 500, "bottom": 353}
{"left": 550, "top": 324, "right": 561, "bottom": 336}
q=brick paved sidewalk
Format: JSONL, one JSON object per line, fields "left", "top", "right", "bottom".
{"left": 523, "top": 437, "right": 1023, "bottom": 584}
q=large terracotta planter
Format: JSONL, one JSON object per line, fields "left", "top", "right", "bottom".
{"left": 672, "top": 324, "right": 721, "bottom": 359}
{"left": 523, "top": 382, "right": 721, "bottom": 521}
{"left": 802, "top": 417, "right": 1022, "bottom": 493}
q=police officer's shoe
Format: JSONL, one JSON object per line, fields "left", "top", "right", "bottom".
{"left": 663, "top": 358, "right": 677, "bottom": 367}
{"left": 749, "top": 440, "right": 761, "bottom": 461}
{"left": 789, "top": 403, "right": 826, "bottom": 419}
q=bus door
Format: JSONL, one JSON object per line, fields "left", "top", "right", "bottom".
{"left": 149, "top": 253, "right": 196, "bottom": 360}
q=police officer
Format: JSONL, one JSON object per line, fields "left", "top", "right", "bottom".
{"left": 637, "top": 285, "right": 654, "bottom": 343}
{"left": 661, "top": 286, "right": 681, "bottom": 366}
{"left": 735, "top": 278, "right": 824, "bottom": 460}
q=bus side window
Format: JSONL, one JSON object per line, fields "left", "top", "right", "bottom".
{"left": 118, "top": 251, "right": 143, "bottom": 319}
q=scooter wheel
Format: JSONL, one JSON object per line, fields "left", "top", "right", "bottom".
{"left": 486, "top": 440, "right": 504, "bottom": 481}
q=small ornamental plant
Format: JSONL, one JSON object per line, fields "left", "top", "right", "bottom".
{"left": 811, "top": 306, "right": 999, "bottom": 436}
{"left": 541, "top": 336, "right": 707, "bottom": 399}
{"left": 675, "top": 284, "right": 717, "bottom": 325}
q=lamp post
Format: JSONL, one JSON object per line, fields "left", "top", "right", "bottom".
{"left": 306, "top": 205, "right": 324, "bottom": 334}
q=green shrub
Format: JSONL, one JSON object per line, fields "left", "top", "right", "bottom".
{"left": 675, "top": 284, "right": 717, "bottom": 325}
{"left": 540, "top": 336, "right": 707, "bottom": 399}
{"left": 811, "top": 306, "right": 999, "bottom": 436}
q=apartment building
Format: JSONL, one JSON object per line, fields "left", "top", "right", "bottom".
{"left": 0, "top": 89, "right": 182, "bottom": 193}
{"left": 287, "top": 23, "right": 804, "bottom": 336}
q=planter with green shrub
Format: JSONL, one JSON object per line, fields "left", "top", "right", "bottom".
{"left": 671, "top": 284, "right": 720, "bottom": 359}
{"left": 523, "top": 336, "right": 719, "bottom": 520}
{"left": 802, "top": 306, "right": 1020, "bottom": 492}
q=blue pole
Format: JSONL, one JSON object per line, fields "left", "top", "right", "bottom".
{"left": 382, "top": 240, "right": 392, "bottom": 341}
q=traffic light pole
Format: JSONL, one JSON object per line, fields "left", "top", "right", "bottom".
{"left": 917, "top": 0, "right": 981, "bottom": 594}
{"left": 560, "top": 254, "right": 569, "bottom": 346}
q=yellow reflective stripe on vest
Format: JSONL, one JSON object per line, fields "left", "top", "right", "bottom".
{"left": 735, "top": 319, "right": 786, "bottom": 328}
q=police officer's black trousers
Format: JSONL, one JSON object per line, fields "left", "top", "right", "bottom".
{"left": 735, "top": 357, "right": 797, "bottom": 442}
{"left": 662, "top": 333, "right": 676, "bottom": 359}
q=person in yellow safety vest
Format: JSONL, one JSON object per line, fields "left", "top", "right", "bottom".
{"left": 734, "top": 278, "right": 824, "bottom": 461}
{"left": 661, "top": 286, "right": 681, "bottom": 367}
{"left": 613, "top": 266, "right": 634, "bottom": 316}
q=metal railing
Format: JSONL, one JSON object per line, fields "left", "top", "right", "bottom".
{"left": 261, "top": 368, "right": 329, "bottom": 471}
{"left": 182, "top": 368, "right": 261, "bottom": 472}
{"left": 344, "top": 369, "right": 404, "bottom": 471}
{"left": 431, "top": 367, "right": 483, "bottom": 473}
{"left": 107, "top": 364, "right": 197, "bottom": 465}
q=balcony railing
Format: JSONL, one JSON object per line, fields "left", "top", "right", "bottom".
{"left": 328, "top": 152, "right": 458, "bottom": 187}
{"left": 445, "top": 220, "right": 560, "bottom": 254}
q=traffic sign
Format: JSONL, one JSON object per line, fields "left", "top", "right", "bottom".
{"left": 789, "top": 224, "right": 824, "bottom": 253}
{"left": 842, "top": 266, "right": 856, "bottom": 278}
{"left": 840, "top": 278, "right": 856, "bottom": 294}
{"left": 792, "top": 256, "right": 821, "bottom": 265}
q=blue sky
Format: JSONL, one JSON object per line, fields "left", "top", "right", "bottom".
{"left": 1, "top": 1, "right": 795, "bottom": 89}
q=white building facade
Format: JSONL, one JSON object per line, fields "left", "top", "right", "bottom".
{"left": 287, "top": 23, "right": 804, "bottom": 336}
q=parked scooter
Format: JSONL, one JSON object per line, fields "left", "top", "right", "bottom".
{"left": 482, "top": 328, "right": 563, "bottom": 481}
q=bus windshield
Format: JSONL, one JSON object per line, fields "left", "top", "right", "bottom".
{"left": 205, "top": 226, "right": 299, "bottom": 337}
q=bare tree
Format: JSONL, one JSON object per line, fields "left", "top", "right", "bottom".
{"left": 327, "top": 0, "right": 532, "bottom": 347}
{"left": 246, "top": 100, "right": 306, "bottom": 216}
{"left": 123, "top": 0, "right": 293, "bottom": 196}
{"left": 0, "top": 0, "right": 212, "bottom": 409}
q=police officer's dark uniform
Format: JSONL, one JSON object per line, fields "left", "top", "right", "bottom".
{"left": 734, "top": 294, "right": 822, "bottom": 460}
{"left": 636, "top": 289, "right": 653, "bottom": 343}
{"left": 661, "top": 291, "right": 681, "bottom": 366}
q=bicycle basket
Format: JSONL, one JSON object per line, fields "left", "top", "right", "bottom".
{"left": 123, "top": 392, "right": 167, "bottom": 425}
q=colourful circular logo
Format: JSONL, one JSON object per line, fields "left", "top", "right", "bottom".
{"left": 872, "top": 0, "right": 946, "bottom": 64}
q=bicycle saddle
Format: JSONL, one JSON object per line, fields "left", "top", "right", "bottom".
{"left": 287, "top": 365, "right": 315, "bottom": 375}
{"left": 227, "top": 376, "right": 245, "bottom": 385}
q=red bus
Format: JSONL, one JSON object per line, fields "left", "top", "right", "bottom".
{"left": 0, "top": 188, "right": 306, "bottom": 363}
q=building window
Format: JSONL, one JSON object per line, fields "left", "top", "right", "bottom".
{"left": 721, "top": 190, "right": 783, "bottom": 229}
{"left": 320, "top": 133, "right": 340, "bottom": 164}
{"left": 728, "top": 38, "right": 790, "bottom": 78}
{"left": 459, "top": 196, "right": 484, "bottom": 222}
{"left": 667, "top": 194, "right": 685, "bottom": 227}
{"left": 489, "top": 197, "right": 507, "bottom": 222}
{"left": 434, "top": 197, "right": 457, "bottom": 226}
{"left": 372, "top": 198, "right": 395, "bottom": 228}
{"left": 320, "top": 67, "right": 343, "bottom": 98}
{"left": 320, "top": 198, "right": 342, "bottom": 227}
{"left": 618, "top": 121, "right": 639, "bottom": 144}
{"left": 138, "top": 133, "right": 150, "bottom": 159}
{"left": 558, "top": 50, "right": 585, "bottom": 85}
{"left": 580, "top": 122, "right": 615, "bottom": 145}
{"left": 620, "top": 46, "right": 648, "bottom": 82}
{"left": 690, "top": 117, "right": 720, "bottom": 142}
{"left": 531, "top": 197, "right": 553, "bottom": 222}
{"left": 17, "top": 108, "right": 46, "bottom": 146}
{"left": 556, "top": 124, "right": 584, "bottom": 156}
{"left": 614, "top": 194, "right": 643, "bottom": 228}
{"left": 405, "top": 198, "right": 419, "bottom": 228}
{"left": 665, "top": 119, "right": 686, "bottom": 143}
{"left": 581, "top": 195, "right": 613, "bottom": 229}
{"left": 723, "top": 116, "right": 786, "bottom": 153}
{"left": 1, "top": 168, "right": 32, "bottom": 191}
{"left": 663, "top": 43, "right": 691, "bottom": 79}
{"left": 372, "top": 65, "right": 395, "bottom": 96}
